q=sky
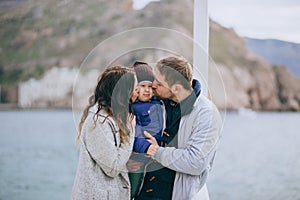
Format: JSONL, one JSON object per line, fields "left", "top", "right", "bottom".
{"left": 133, "top": 0, "right": 300, "bottom": 43}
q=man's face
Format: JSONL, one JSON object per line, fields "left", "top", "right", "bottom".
{"left": 152, "top": 68, "right": 174, "bottom": 100}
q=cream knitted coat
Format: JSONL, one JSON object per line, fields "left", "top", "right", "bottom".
{"left": 71, "top": 106, "right": 134, "bottom": 200}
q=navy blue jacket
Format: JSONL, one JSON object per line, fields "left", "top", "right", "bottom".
{"left": 136, "top": 80, "right": 202, "bottom": 200}
{"left": 132, "top": 96, "right": 163, "bottom": 153}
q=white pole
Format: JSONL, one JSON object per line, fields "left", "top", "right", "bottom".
{"left": 193, "top": 0, "right": 209, "bottom": 97}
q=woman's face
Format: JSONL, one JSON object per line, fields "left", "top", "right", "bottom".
{"left": 131, "top": 75, "right": 139, "bottom": 102}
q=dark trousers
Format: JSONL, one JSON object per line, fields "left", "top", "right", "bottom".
{"left": 135, "top": 162, "right": 175, "bottom": 200}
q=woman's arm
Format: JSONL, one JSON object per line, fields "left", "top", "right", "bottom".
{"left": 84, "top": 120, "right": 134, "bottom": 178}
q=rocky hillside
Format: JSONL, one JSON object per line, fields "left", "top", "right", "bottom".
{"left": 209, "top": 21, "right": 300, "bottom": 111}
{"left": 245, "top": 38, "right": 300, "bottom": 78}
{"left": 1, "top": 0, "right": 300, "bottom": 111}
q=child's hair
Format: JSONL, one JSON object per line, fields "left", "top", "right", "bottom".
{"left": 76, "top": 65, "right": 136, "bottom": 143}
{"left": 131, "top": 61, "right": 154, "bottom": 84}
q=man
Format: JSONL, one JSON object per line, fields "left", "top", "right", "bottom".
{"left": 135, "top": 56, "right": 222, "bottom": 200}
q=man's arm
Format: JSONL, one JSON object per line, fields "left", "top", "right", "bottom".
{"left": 153, "top": 107, "right": 221, "bottom": 176}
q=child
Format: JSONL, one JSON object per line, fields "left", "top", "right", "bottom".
{"left": 129, "top": 61, "right": 164, "bottom": 199}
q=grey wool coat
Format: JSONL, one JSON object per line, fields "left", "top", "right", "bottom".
{"left": 154, "top": 93, "right": 222, "bottom": 200}
{"left": 71, "top": 105, "right": 134, "bottom": 200}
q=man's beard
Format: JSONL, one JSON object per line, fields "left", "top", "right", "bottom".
{"left": 154, "top": 89, "right": 176, "bottom": 101}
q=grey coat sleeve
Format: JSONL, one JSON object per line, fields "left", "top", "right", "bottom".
{"left": 153, "top": 107, "right": 221, "bottom": 176}
{"left": 83, "top": 121, "right": 134, "bottom": 178}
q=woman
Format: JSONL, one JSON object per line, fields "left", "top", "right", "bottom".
{"left": 71, "top": 66, "right": 137, "bottom": 200}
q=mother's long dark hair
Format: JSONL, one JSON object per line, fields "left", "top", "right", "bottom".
{"left": 76, "top": 65, "right": 135, "bottom": 143}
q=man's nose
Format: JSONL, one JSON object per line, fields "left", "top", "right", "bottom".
{"left": 152, "top": 80, "right": 157, "bottom": 89}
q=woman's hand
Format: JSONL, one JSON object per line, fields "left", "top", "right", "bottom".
{"left": 131, "top": 116, "right": 136, "bottom": 130}
{"left": 128, "top": 116, "right": 136, "bottom": 135}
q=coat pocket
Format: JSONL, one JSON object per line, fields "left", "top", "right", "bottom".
{"left": 140, "top": 111, "right": 151, "bottom": 125}
{"left": 93, "top": 189, "right": 108, "bottom": 200}
{"left": 108, "top": 187, "right": 130, "bottom": 200}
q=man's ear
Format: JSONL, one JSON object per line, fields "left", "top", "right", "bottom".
{"left": 170, "top": 83, "right": 183, "bottom": 94}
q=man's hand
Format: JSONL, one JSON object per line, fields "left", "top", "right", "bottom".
{"left": 143, "top": 131, "right": 158, "bottom": 146}
{"left": 146, "top": 144, "right": 158, "bottom": 156}
{"left": 144, "top": 131, "right": 159, "bottom": 156}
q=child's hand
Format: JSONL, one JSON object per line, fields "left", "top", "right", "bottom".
{"left": 146, "top": 144, "right": 158, "bottom": 156}
{"left": 127, "top": 158, "right": 143, "bottom": 172}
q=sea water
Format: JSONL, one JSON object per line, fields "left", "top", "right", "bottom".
{"left": 0, "top": 110, "right": 299, "bottom": 200}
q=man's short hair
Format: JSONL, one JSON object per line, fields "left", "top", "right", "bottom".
{"left": 156, "top": 56, "right": 193, "bottom": 90}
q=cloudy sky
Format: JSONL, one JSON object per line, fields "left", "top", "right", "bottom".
{"left": 133, "top": 0, "right": 300, "bottom": 43}
{"left": 209, "top": 0, "right": 300, "bottom": 43}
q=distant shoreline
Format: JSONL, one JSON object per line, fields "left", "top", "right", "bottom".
{"left": 0, "top": 0, "right": 27, "bottom": 10}
{"left": 0, "top": 103, "right": 73, "bottom": 111}
{"left": 0, "top": 104, "right": 299, "bottom": 113}
{"left": 0, "top": 103, "right": 19, "bottom": 110}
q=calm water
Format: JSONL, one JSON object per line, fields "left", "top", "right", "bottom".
{"left": 207, "top": 111, "right": 300, "bottom": 200}
{"left": 0, "top": 110, "right": 299, "bottom": 200}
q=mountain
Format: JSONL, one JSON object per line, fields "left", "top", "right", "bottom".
{"left": 1, "top": 0, "right": 300, "bottom": 111}
{"left": 245, "top": 38, "right": 300, "bottom": 77}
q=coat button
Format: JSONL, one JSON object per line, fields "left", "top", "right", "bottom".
{"left": 150, "top": 176, "right": 156, "bottom": 181}
{"left": 163, "top": 131, "right": 170, "bottom": 137}
{"left": 146, "top": 189, "right": 153, "bottom": 193}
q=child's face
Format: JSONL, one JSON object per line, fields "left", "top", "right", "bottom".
{"left": 137, "top": 82, "right": 153, "bottom": 102}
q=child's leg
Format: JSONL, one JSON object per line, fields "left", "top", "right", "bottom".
{"left": 129, "top": 166, "right": 144, "bottom": 199}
